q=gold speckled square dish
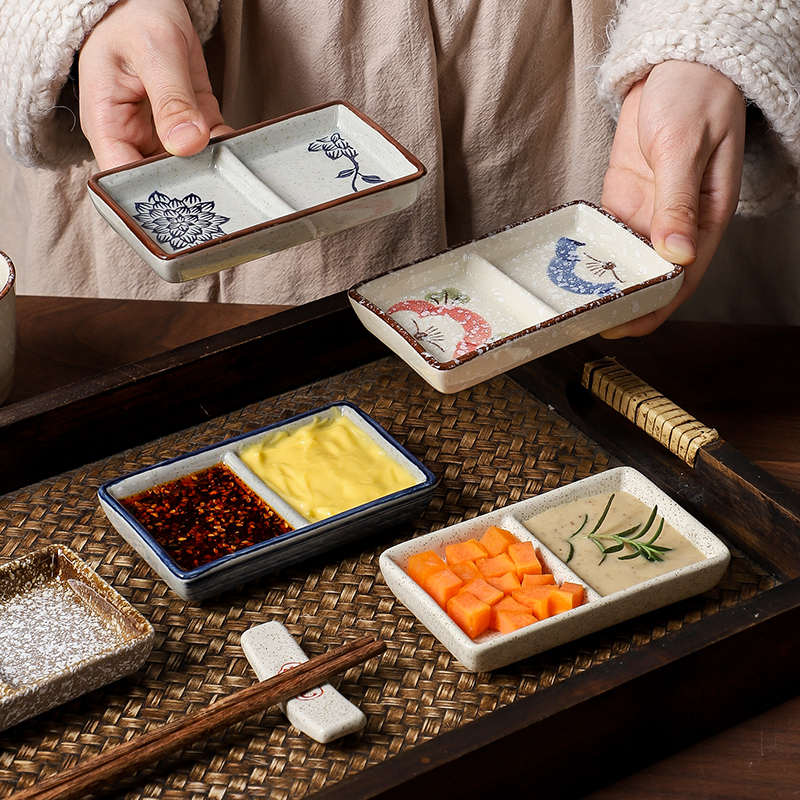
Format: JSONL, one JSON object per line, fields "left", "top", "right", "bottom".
{"left": 349, "top": 202, "right": 683, "bottom": 393}
{"left": 88, "top": 100, "right": 426, "bottom": 283}
{"left": 0, "top": 545, "right": 154, "bottom": 732}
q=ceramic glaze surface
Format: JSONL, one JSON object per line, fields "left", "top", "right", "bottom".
{"left": 99, "top": 402, "right": 437, "bottom": 600}
{"left": 241, "top": 621, "right": 366, "bottom": 743}
{"left": 0, "top": 253, "right": 15, "bottom": 405}
{"left": 380, "top": 467, "right": 729, "bottom": 672}
{"left": 0, "top": 546, "right": 154, "bottom": 731}
{"left": 349, "top": 202, "right": 683, "bottom": 393}
{"left": 88, "top": 102, "right": 426, "bottom": 282}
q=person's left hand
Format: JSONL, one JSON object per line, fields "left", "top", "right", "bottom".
{"left": 600, "top": 60, "right": 747, "bottom": 338}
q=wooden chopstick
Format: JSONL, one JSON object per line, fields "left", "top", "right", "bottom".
{"left": 13, "top": 634, "right": 385, "bottom": 800}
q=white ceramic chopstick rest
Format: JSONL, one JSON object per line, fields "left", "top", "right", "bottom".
{"left": 240, "top": 621, "right": 366, "bottom": 743}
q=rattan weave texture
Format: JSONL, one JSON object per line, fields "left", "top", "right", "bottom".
{"left": 0, "top": 357, "right": 775, "bottom": 799}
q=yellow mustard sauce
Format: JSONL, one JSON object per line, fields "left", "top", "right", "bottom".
{"left": 239, "top": 412, "right": 418, "bottom": 522}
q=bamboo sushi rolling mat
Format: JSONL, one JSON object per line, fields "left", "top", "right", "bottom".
{"left": 0, "top": 356, "right": 777, "bottom": 800}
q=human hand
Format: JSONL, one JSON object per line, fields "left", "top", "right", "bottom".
{"left": 78, "top": 0, "right": 233, "bottom": 170}
{"left": 600, "top": 60, "right": 746, "bottom": 338}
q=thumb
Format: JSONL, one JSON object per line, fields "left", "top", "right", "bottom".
{"left": 648, "top": 166, "right": 701, "bottom": 267}
{"left": 137, "top": 40, "right": 214, "bottom": 157}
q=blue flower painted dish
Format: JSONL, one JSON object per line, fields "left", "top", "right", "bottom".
{"left": 348, "top": 201, "right": 684, "bottom": 393}
{"left": 87, "top": 101, "right": 426, "bottom": 283}
{"left": 98, "top": 402, "right": 437, "bottom": 601}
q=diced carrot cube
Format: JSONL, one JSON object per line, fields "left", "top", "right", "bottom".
{"left": 476, "top": 552, "right": 516, "bottom": 579}
{"left": 493, "top": 609, "right": 537, "bottom": 634}
{"left": 486, "top": 571, "right": 521, "bottom": 595}
{"left": 490, "top": 595, "right": 531, "bottom": 630}
{"left": 559, "top": 582, "right": 586, "bottom": 608}
{"left": 445, "top": 538, "right": 489, "bottom": 564}
{"left": 447, "top": 592, "right": 491, "bottom": 639}
{"left": 521, "top": 572, "right": 556, "bottom": 588}
{"left": 479, "top": 526, "right": 520, "bottom": 558}
{"left": 512, "top": 586, "right": 555, "bottom": 620}
{"left": 450, "top": 560, "right": 482, "bottom": 583}
{"left": 421, "top": 567, "right": 463, "bottom": 608}
{"left": 407, "top": 550, "right": 447, "bottom": 586}
{"left": 548, "top": 588, "right": 575, "bottom": 616}
{"left": 507, "top": 540, "right": 542, "bottom": 579}
{"left": 494, "top": 595, "right": 530, "bottom": 613}
{"left": 460, "top": 577, "right": 505, "bottom": 606}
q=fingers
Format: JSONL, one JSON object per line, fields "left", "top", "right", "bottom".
{"left": 600, "top": 61, "right": 746, "bottom": 338}
{"left": 79, "top": 0, "right": 228, "bottom": 170}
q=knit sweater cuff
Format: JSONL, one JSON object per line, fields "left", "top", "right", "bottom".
{"left": 0, "top": 0, "right": 221, "bottom": 169}
{"left": 597, "top": 0, "right": 800, "bottom": 213}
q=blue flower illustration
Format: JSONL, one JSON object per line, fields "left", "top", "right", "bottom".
{"left": 133, "top": 191, "right": 230, "bottom": 250}
{"left": 308, "top": 131, "right": 384, "bottom": 192}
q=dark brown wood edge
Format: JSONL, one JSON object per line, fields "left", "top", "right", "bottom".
{"left": 311, "top": 577, "right": 800, "bottom": 800}
{"left": 510, "top": 345, "right": 800, "bottom": 581}
{"left": 0, "top": 294, "right": 386, "bottom": 494}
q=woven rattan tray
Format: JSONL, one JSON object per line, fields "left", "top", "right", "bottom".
{"left": 1, "top": 295, "right": 799, "bottom": 800}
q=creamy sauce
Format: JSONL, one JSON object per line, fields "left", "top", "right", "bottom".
{"left": 522, "top": 491, "right": 706, "bottom": 596}
{"left": 239, "top": 411, "right": 418, "bottom": 522}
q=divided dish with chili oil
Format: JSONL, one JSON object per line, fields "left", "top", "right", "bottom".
{"left": 99, "top": 402, "right": 436, "bottom": 600}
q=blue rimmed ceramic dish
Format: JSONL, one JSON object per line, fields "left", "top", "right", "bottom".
{"left": 99, "top": 402, "right": 437, "bottom": 600}
{"left": 88, "top": 100, "right": 426, "bottom": 283}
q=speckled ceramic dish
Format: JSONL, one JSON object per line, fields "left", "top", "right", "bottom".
{"left": 380, "top": 467, "right": 729, "bottom": 671}
{"left": 99, "top": 402, "right": 437, "bottom": 601}
{"left": 0, "top": 252, "right": 15, "bottom": 405}
{"left": 349, "top": 202, "right": 683, "bottom": 393}
{"left": 0, "top": 545, "right": 154, "bottom": 731}
{"left": 241, "top": 621, "right": 366, "bottom": 743}
{"left": 88, "top": 101, "right": 426, "bottom": 283}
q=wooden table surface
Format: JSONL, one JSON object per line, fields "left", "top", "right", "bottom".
{"left": 8, "top": 295, "right": 800, "bottom": 799}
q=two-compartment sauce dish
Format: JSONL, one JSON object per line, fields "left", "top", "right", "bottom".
{"left": 380, "top": 467, "right": 729, "bottom": 671}
{"left": 99, "top": 402, "right": 437, "bottom": 600}
{"left": 88, "top": 100, "right": 426, "bottom": 283}
{"left": 349, "top": 201, "right": 684, "bottom": 393}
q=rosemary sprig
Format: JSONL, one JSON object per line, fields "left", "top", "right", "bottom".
{"left": 565, "top": 493, "right": 672, "bottom": 565}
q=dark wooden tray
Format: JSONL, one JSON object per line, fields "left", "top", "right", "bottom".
{"left": 2, "top": 293, "right": 800, "bottom": 800}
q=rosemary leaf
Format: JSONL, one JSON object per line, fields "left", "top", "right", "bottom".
{"left": 570, "top": 514, "right": 589, "bottom": 539}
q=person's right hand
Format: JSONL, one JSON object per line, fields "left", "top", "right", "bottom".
{"left": 78, "top": 0, "right": 233, "bottom": 171}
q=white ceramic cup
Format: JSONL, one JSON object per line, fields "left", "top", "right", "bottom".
{"left": 0, "top": 253, "right": 16, "bottom": 405}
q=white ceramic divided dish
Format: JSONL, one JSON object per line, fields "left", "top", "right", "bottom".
{"left": 88, "top": 101, "right": 426, "bottom": 283}
{"left": 0, "top": 545, "right": 154, "bottom": 731}
{"left": 349, "top": 202, "right": 683, "bottom": 393}
{"left": 380, "top": 467, "right": 729, "bottom": 672}
{"left": 99, "top": 402, "right": 437, "bottom": 601}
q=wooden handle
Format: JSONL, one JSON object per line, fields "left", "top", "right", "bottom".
{"left": 582, "top": 357, "right": 719, "bottom": 467}
{"left": 12, "top": 635, "right": 385, "bottom": 800}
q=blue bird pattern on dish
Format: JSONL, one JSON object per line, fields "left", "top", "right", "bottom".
{"left": 548, "top": 237, "right": 620, "bottom": 296}
{"left": 308, "top": 132, "right": 384, "bottom": 193}
{"left": 134, "top": 191, "right": 230, "bottom": 250}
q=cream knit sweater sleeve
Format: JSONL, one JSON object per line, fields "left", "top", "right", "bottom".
{"left": 0, "top": 0, "right": 220, "bottom": 168}
{"left": 597, "top": 0, "right": 800, "bottom": 213}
